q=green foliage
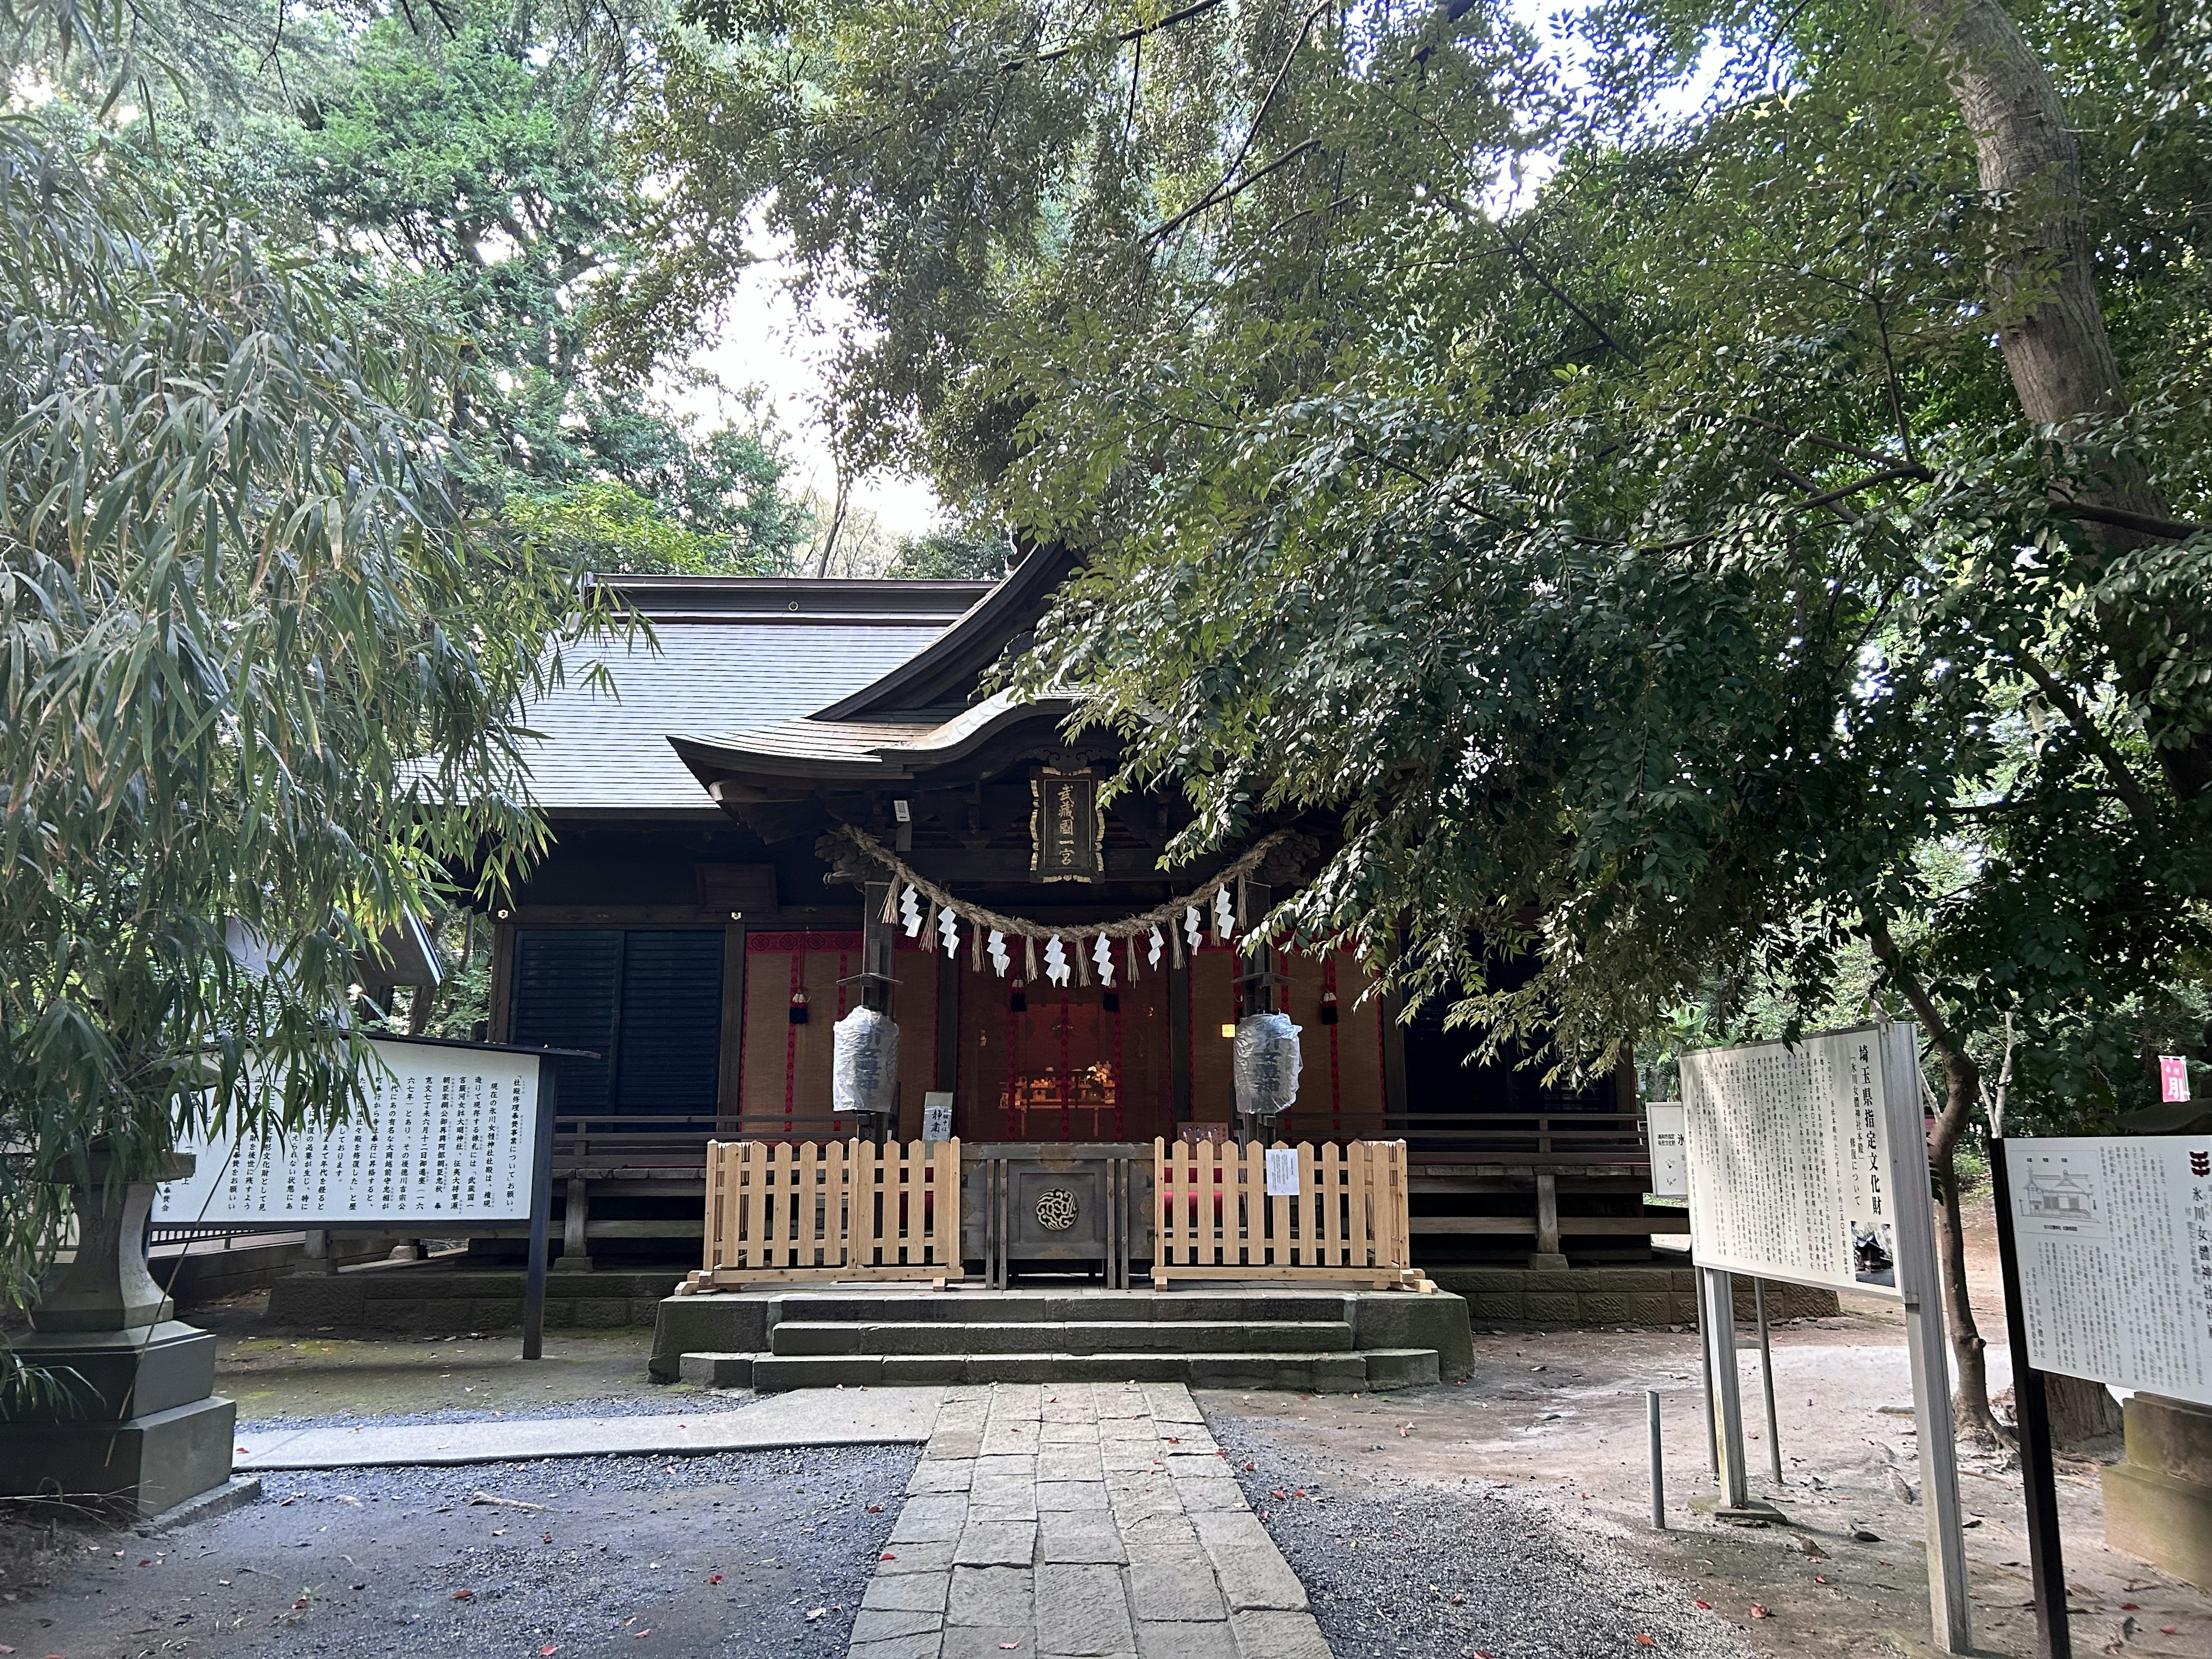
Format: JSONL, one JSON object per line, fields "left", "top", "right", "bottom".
{"left": 887, "top": 529, "right": 1012, "bottom": 580}
{"left": 635, "top": 0, "right": 2212, "bottom": 1126}
{"left": 0, "top": 103, "right": 613, "bottom": 1310}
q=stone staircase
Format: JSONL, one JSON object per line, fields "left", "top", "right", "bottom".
{"left": 664, "top": 1288, "right": 1461, "bottom": 1392}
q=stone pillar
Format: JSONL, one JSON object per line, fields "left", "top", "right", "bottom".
{"left": 0, "top": 1149, "right": 237, "bottom": 1518}
{"left": 2105, "top": 1393, "right": 2212, "bottom": 1588}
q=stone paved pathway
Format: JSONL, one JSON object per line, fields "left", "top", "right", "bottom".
{"left": 850, "top": 1381, "right": 1330, "bottom": 1659}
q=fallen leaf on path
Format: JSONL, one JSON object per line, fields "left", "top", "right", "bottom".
{"left": 709, "top": 1574, "right": 722, "bottom": 1585}
{"left": 468, "top": 1493, "right": 544, "bottom": 1512}
{"left": 865, "top": 1505, "right": 882, "bottom": 1513}
{"left": 2161, "top": 1630, "right": 2178, "bottom": 1637}
{"left": 805, "top": 1608, "right": 826, "bottom": 1620}
{"left": 541, "top": 1646, "right": 559, "bottom": 1654}
{"left": 1750, "top": 1604, "right": 1771, "bottom": 1619}
{"left": 1693, "top": 1600, "right": 1711, "bottom": 1610}
{"left": 452, "top": 1590, "right": 474, "bottom": 1601}
{"left": 1634, "top": 1637, "right": 1654, "bottom": 1647}
{"left": 543, "top": 1534, "right": 554, "bottom": 1544}
{"left": 879, "top": 1552, "right": 896, "bottom": 1561}
{"left": 491, "top": 1529, "right": 506, "bottom": 1537}
{"left": 634, "top": 1630, "right": 650, "bottom": 1639}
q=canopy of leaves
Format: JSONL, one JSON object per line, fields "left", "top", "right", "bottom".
{"left": 0, "top": 96, "right": 615, "bottom": 1336}
{"left": 632, "top": 0, "right": 2212, "bottom": 1125}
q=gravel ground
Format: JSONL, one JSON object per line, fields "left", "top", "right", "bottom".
{"left": 242, "top": 1392, "right": 758, "bottom": 1431}
{"left": 1211, "top": 1412, "right": 1754, "bottom": 1659}
{"left": 3, "top": 1442, "right": 915, "bottom": 1659}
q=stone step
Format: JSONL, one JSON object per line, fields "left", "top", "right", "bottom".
{"left": 768, "top": 1291, "right": 1358, "bottom": 1325}
{"left": 744, "top": 1347, "right": 1440, "bottom": 1393}
{"left": 770, "top": 1319, "right": 1356, "bottom": 1358}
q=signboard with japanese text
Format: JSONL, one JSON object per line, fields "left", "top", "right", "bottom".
{"left": 154, "top": 1036, "right": 544, "bottom": 1225}
{"left": 1680, "top": 1024, "right": 1919, "bottom": 1301}
{"left": 1030, "top": 767, "right": 1103, "bottom": 881}
{"left": 2001, "top": 1137, "right": 2212, "bottom": 1407}
{"left": 1646, "top": 1103, "right": 1689, "bottom": 1198}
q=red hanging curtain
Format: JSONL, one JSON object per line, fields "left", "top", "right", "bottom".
{"left": 783, "top": 949, "right": 804, "bottom": 1134}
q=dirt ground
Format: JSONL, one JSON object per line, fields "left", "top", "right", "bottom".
{"left": 173, "top": 1291, "right": 688, "bottom": 1421}
{"left": 6, "top": 1188, "right": 2203, "bottom": 1658}
{"left": 1199, "top": 1187, "right": 2207, "bottom": 1659}
{"left": 1, "top": 1445, "right": 913, "bottom": 1659}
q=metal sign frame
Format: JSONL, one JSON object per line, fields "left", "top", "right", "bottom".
{"left": 1681, "top": 1021, "right": 1969, "bottom": 1654}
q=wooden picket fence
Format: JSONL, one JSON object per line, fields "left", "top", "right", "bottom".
{"left": 676, "top": 1138, "right": 961, "bottom": 1291}
{"left": 1152, "top": 1138, "right": 1431, "bottom": 1291}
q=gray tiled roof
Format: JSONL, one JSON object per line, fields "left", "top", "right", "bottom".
{"left": 519, "top": 608, "right": 968, "bottom": 812}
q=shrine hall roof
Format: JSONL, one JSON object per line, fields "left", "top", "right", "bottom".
{"left": 664, "top": 544, "right": 1085, "bottom": 791}
{"left": 517, "top": 577, "right": 991, "bottom": 815}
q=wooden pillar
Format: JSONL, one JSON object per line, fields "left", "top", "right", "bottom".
{"left": 1168, "top": 956, "right": 1191, "bottom": 1123}
{"left": 1532, "top": 1171, "right": 1566, "bottom": 1268}
{"left": 718, "top": 922, "right": 747, "bottom": 1128}
{"left": 488, "top": 919, "right": 516, "bottom": 1043}
{"left": 555, "top": 1174, "right": 592, "bottom": 1272}
{"left": 858, "top": 881, "right": 897, "bottom": 1142}
{"left": 934, "top": 938, "right": 959, "bottom": 1093}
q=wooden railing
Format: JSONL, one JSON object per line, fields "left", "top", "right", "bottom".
{"left": 677, "top": 1138, "right": 960, "bottom": 1292}
{"left": 1152, "top": 1139, "right": 1429, "bottom": 1291}
{"left": 554, "top": 1115, "right": 848, "bottom": 1173}
{"left": 1278, "top": 1111, "right": 1652, "bottom": 1167}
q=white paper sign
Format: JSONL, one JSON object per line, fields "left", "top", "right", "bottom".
{"left": 1681, "top": 1025, "right": 1911, "bottom": 1301}
{"left": 2003, "top": 1137, "right": 2212, "bottom": 1406}
{"left": 1646, "top": 1103, "right": 1688, "bottom": 1198}
{"left": 156, "top": 1037, "right": 544, "bottom": 1225}
{"left": 921, "top": 1092, "right": 954, "bottom": 1144}
{"left": 1264, "top": 1147, "right": 1302, "bottom": 1197}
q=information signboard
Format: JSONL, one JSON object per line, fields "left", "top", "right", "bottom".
{"left": 1680, "top": 1024, "right": 1908, "bottom": 1301}
{"left": 156, "top": 1036, "right": 546, "bottom": 1226}
{"left": 1645, "top": 1103, "right": 1688, "bottom": 1199}
{"left": 2001, "top": 1136, "right": 2212, "bottom": 1408}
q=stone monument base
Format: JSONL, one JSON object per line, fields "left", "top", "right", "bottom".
{"left": 0, "top": 1396, "right": 237, "bottom": 1518}
{"left": 0, "top": 1321, "right": 237, "bottom": 1518}
{"left": 2105, "top": 1392, "right": 2212, "bottom": 1589}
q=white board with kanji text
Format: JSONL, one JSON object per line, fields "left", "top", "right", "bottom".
{"left": 2002, "top": 1136, "right": 2212, "bottom": 1407}
{"left": 155, "top": 1036, "right": 545, "bottom": 1225}
{"left": 1680, "top": 1024, "right": 1919, "bottom": 1301}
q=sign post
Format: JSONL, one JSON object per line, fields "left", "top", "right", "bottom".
{"left": 157, "top": 1035, "right": 583, "bottom": 1361}
{"left": 1988, "top": 1138, "right": 2071, "bottom": 1659}
{"left": 1680, "top": 1021, "right": 1970, "bottom": 1654}
{"left": 521, "top": 1064, "right": 560, "bottom": 1361}
{"left": 1995, "top": 1132, "right": 2212, "bottom": 1651}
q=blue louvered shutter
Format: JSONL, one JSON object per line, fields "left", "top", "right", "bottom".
{"left": 613, "top": 931, "right": 724, "bottom": 1111}
{"left": 509, "top": 930, "right": 620, "bottom": 1112}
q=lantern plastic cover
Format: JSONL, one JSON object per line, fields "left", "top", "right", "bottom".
{"left": 1233, "top": 1012, "right": 1303, "bottom": 1116}
{"left": 832, "top": 1005, "right": 900, "bottom": 1115}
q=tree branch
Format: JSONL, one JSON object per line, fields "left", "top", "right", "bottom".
{"left": 1150, "top": 137, "right": 1323, "bottom": 240}
{"left": 1211, "top": 0, "right": 1332, "bottom": 206}
{"left": 2011, "top": 649, "right": 2163, "bottom": 825}
{"left": 1688, "top": 409, "right": 1927, "bottom": 475}
{"left": 1436, "top": 196, "right": 1631, "bottom": 361}
{"left": 2050, "top": 498, "right": 2209, "bottom": 541}
{"left": 1003, "top": 0, "right": 1226, "bottom": 71}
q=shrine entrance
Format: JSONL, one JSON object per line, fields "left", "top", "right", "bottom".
{"left": 956, "top": 962, "right": 1175, "bottom": 1143}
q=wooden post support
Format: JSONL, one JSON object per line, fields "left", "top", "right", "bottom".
{"left": 1531, "top": 1171, "right": 1565, "bottom": 1266}
{"left": 521, "top": 1062, "right": 559, "bottom": 1361}
{"left": 556, "top": 1173, "right": 591, "bottom": 1272}
{"left": 1699, "top": 1266, "right": 1752, "bottom": 1513}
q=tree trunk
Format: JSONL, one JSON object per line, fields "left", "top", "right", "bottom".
{"left": 2043, "top": 1370, "right": 2124, "bottom": 1453}
{"left": 1864, "top": 916, "right": 2009, "bottom": 1446}
{"left": 1891, "top": 0, "right": 2212, "bottom": 801}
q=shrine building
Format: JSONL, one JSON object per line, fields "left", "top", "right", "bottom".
{"left": 467, "top": 546, "right": 1678, "bottom": 1301}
